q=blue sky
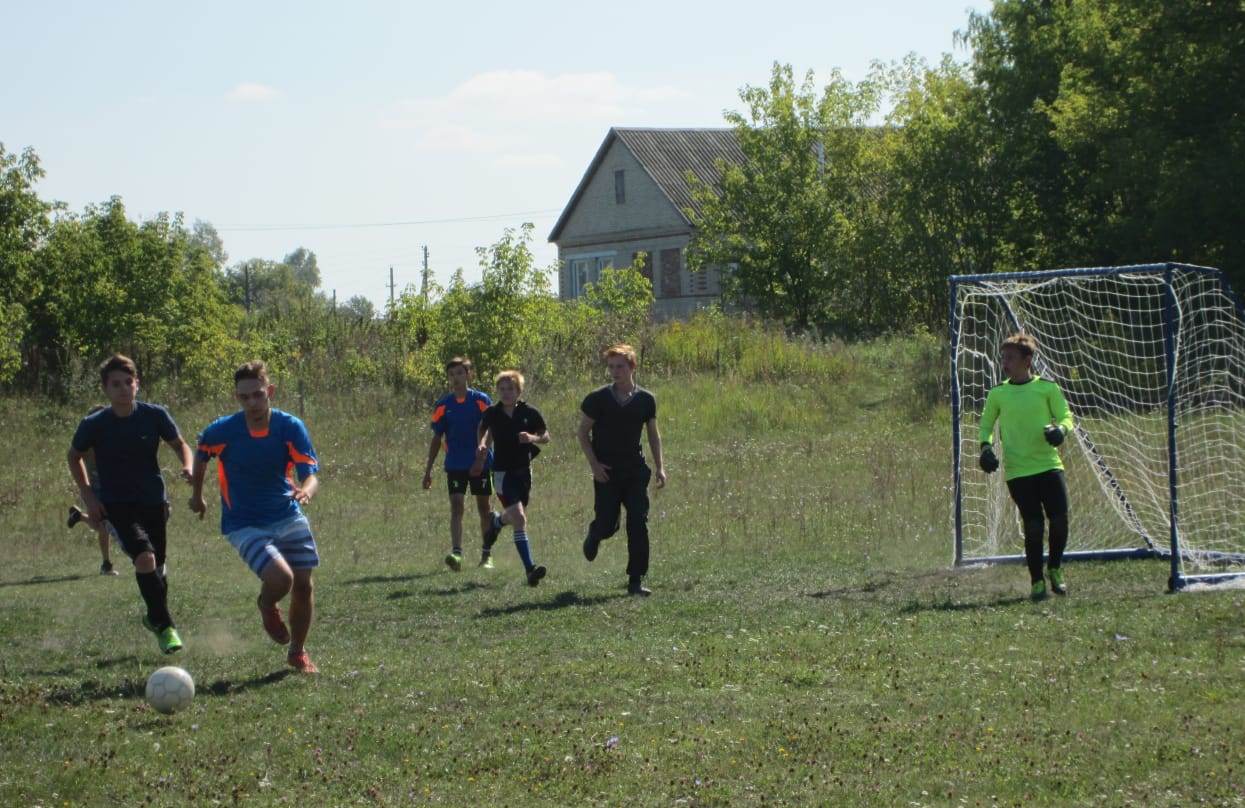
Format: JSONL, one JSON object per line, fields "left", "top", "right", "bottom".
{"left": 3, "top": 0, "right": 986, "bottom": 306}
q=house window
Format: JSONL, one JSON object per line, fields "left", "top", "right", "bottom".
{"left": 569, "top": 254, "right": 615, "bottom": 297}
{"left": 660, "top": 248, "right": 683, "bottom": 298}
{"left": 614, "top": 170, "right": 625, "bottom": 204}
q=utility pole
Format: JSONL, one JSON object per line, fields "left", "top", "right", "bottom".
{"left": 420, "top": 246, "right": 430, "bottom": 302}
{"left": 331, "top": 289, "right": 337, "bottom": 316}
{"left": 388, "top": 266, "right": 396, "bottom": 306}
{"left": 243, "top": 264, "right": 252, "bottom": 313}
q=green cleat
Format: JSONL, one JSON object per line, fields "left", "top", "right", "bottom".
{"left": 157, "top": 626, "right": 183, "bottom": 655}
{"left": 478, "top": 553, "right": 495, "bottom": 569}
{"left": 1049, "top": 568, "right": 1067, "bottom": 595}
{"left": 444, "top": 552, "right": 463, "bottom": 572}
{"left": 1030, "top": 579, "right": 1048, "bottom": 601}
{"left": 143, "top": 616, "right": 183, "bottom": 654}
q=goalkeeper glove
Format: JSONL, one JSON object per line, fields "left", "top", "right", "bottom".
{"left": 1044, "top": 424, "right": 1066, "bottom": 447}
{"left": 979, "top": 444, "right": 999, "bottom": 474}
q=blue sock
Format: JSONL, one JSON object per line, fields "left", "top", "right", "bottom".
{"left": 514, "top": 530, "right": 535, "bottom": 570}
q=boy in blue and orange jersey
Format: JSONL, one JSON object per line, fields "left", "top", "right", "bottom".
{"left": 979, "top": 333, "right": 1076, "bottom": 600}
{"left": 422, "top": 357, "right": 495, "bottom": 571}
{"left": 190, "top": 360, "right": 322, "bottom": 674}
{"left": 67, "top": 355, "right": 194, "bottom": 654}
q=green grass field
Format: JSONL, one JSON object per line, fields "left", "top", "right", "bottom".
{"left": 1, "top": 360, "right": 1243, "bottom": 806}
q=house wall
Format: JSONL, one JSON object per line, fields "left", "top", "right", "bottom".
{"left": 553, "top": 136, "right": 725, "bottom": 317}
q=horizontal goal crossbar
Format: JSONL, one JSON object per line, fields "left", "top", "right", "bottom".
{"left": 950, "top": 262, "right": 1224, "bottom": 285}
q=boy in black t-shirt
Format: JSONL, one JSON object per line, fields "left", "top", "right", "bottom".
{"left": 577, "top": 344, "right": 666, "bottom": 596}
{"left": 471, "top": 371, "right": 549, "bottom": 586}
{"left": 67, "top": 355, "right": 195, "bottom": 654}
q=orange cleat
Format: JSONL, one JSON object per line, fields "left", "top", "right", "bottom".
{"left": 287, "top": 650, "right": 319, "bottom": 674}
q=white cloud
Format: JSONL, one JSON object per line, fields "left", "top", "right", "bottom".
{"left": 226, "top": 83, "right": 279, "bottom": 103}
{"left": 380, "top": 70, "right": 689, "bottom": 152}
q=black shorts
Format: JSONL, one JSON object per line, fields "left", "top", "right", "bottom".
{"left": 103, "top": 502, "right": 169, "bottom": 565}
{"left": 446, "top": 470, "right": 493, "bottom": 497}
{"left": 492, "top": 467, "right": 532, "bottom": 508}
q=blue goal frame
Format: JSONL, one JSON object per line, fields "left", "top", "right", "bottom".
{"left": 948, "top": 263, "right": 1245, "bottom": 591}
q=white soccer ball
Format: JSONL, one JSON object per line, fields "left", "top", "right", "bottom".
{"left": 145, "top": 666, "right": 195, "bottom": 714}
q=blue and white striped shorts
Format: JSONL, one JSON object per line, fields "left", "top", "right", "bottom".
{"left": 226, "top": 514, "right": 319, "bottom": 577}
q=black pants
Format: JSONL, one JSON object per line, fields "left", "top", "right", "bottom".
{"left": 587, "top": 464, "right": 651, "bottom": 578}
{"left": 105, "top": 502, "right": 168, "bottom": 565}
{"left": 1006, "top": 469, "right": 1069, "bottom": 583}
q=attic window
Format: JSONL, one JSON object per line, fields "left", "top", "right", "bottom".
{"left": 614, "top": 170, "right": 625, "bottom": 204}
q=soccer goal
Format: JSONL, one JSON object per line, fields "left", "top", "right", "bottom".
{"left": 949, "top": 263, "right": 1245, "bottom": 590}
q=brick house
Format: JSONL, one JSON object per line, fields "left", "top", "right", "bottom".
{"left": 548, "top": 127, "right": 745, "bottom": 319}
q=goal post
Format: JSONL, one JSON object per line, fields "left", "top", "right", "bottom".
{"left": 949, "top": 263, "right": 1245, "bottom": 590}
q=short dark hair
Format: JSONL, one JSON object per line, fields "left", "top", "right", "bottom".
{"left": 234, "top": 360, "right": 271, "bottom": 385}
{"left": 445, "top": 357, "right": 473, "bottom": 373}
{"left": 99, "top": 354, "right": 138, "bottom": 385}
{"left": 1002, "top": 333, "right": 1037, "bottom": 359}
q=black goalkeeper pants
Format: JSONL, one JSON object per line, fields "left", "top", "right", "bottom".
{"left": 1006, "top": 469, "right": 1069, "bottom": 583}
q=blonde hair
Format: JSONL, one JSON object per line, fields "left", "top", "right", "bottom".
{"left": 1001, "top": 333, "right": 1037, "bottom": 359}
{"left": 603, "top": 343, "right": 638, "bottom": 368}
{"left": 495, "top": 369, "right": 525, "bottom": 396}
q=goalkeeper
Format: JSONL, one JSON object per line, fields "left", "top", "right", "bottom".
{"left": 978, "top": 333, "right": 1075, "bottom": 599}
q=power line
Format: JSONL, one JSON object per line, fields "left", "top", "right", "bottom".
{"left": 216, "top": 208, "right": 562, "bottom": 233}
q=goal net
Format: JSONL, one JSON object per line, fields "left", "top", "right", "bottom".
{"left": 950, "top": 264, "right": 1245, "bottom": 589}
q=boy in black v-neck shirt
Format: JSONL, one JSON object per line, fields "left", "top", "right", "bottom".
{"left": 577, "top": 344, "right": 666, "bottom": 596}
{"left": 67, "top": 355, "right": 195, "bottom": 655}
{"left": 472, "top": 370, "right": 549, "bottom": 586}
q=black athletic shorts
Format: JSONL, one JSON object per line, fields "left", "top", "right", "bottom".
{"left": 492, "top": 467, "right": 532, "bottom": 508}
{"left": 103, "top": 502, "right": 169, "bottom": 565}
{"left": 446, "top": 470, "right": 493, "bottom": 497}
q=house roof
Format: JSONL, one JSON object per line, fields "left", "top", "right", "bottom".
{"left": 548, "top": 127, "right": 746, "bottom": 243}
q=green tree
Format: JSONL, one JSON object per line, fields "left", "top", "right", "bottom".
{"left": 963, "top": 0, "right": 1245, "bottom": 283}
{"left": 685, "top": 63, "right": 889, "bottom": 335}
{"left": 0, "top": 144, "right": 55, "bottom": 381}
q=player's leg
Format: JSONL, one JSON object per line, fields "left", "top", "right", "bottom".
{"left": 227, "top": 524, "right": 293, "bottom": 644}
{"left": 506, "top": 470, "right": 544, "bottom": 585}
{"left": 287, "top": 569, "right": 317, "bottom": 672}
{"left": 1005, "top": 475, "right": 1047, "bottom": 598}
{"left": 111, "top": 504, "right": 181, "bottom": 652}
{"left": 1039, "top": 470, "right": 1070, "bottom": 594}
{"left": 446, "top": 485, "right": 466, "bottom": 570}
{"left": 584, "top": 478, "right": 624, "bottom": 561}
{"left": 269, "top": 514, "right": 319, "bottom": 669}
{"left": 621, "top": 466, "right": 652, "bottom": 595}
{"left": 481, "top": 473, "right": 505, "bottom": 567}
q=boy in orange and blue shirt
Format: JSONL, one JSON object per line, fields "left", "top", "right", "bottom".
{"left": 422, "top": 357, "right": 495, "bottom": 571}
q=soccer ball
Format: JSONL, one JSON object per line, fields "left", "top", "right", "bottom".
{"left": 145, "top": 666, "right": 194, "bottom": 714}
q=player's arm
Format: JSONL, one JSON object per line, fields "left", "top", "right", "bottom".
{"left": 1045, "top": 385, "right": 1075, "bottom": 446}
{"left": 577, "top": 413, "right": 609, "bottom": 482}
{"left": 518, "top": 412, "right": 550, "bottom": 445}
{"left": 189, "top": 452, "right": 209, "bottom": 519}
{"left": 977, "top": 389, "right": 1001, "bottom": 473}
{"left": 67, "top": 446, "right": 106, "bottom": 522}
{"left": 292, "top": 473, "right": 318, "bottom": 505}
{"left": 422, "top": 433, "right": 441, "bottom": 490}
{"left": 163, "top": 434, "right": 195, "bottom": 482}
{"left": 470, "top": 422, "right": 491, "bottom": 477}
{"left": 645, "top": 418, "right": 667, "bottom": 488}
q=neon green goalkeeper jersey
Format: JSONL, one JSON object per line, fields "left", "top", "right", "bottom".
{"left": 978, "top": 376, "right": 1075, "bottom": 481}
